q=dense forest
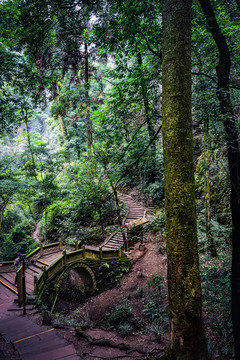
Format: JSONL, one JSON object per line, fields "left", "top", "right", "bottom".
{"left": 0, "top": 0, "right": 240, "bottom": 359}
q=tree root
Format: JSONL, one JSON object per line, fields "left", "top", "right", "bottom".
{"left": 75, "top": 327, "right": 156, "bottom": 356}
{"left": 87, "top": 355, "right": 144, "bottom": 359}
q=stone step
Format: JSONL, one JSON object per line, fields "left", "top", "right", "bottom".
{"left": 19, "top": 337, "right": 70, "bottom": 356}
{"left": 109, "top": 238, "right": 124, "bottom": 243}
{"left": 0, "top": 276, "right": 18, "bottom": 295}
{"left": 29, "top": 262, "right": 43, "bottom": 271}
{"left": 110, "top": 236, "right": 124, "bottom": 239}
{"left": 102, "top": 244, "right": 120, "bottom": 249}
{"left": 26, "top": 266, "right": 40, "bottom": 275}
{"left": 0, "top": 272, "right": 16, "bottom": 287}
{"left": 108, "top": 238, "right": 124, "bottom": 242}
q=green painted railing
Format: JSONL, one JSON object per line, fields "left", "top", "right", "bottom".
{"left": 16, "top": 265, "right": 24, "bottom": 306}
{"left": 34, "top": 246, "right": 129, "bottom": 297}
{"left": 0, "top": 241, "right": 65, "bottom": 268}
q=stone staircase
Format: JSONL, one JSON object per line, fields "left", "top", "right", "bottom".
{"left": 102, "top": 194, "right": 146, "bottom": 250}
{"left": 0, "top": 288, "right": 80, "bottom": 360}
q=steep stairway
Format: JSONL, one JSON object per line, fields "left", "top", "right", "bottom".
{"left": 0, "top": 284, "right": 80, "bottom": 360}
{"left": 102, "top": 194, "right": 146, "bottom": 250}
{"left": 0, "top": 247, "right": 69, "bottom": 298}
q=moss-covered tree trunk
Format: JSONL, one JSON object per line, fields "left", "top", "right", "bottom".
{"left": 203, "top": 117, "right": 217, "bottom": 257}
{"left": 162, "top": 0, "right": 209, "bottom": 358}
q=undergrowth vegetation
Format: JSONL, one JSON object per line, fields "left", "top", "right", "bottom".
{"left": 102, "top": 273, "right": 169, "bottom": 341}
{"left": 200, "top": 252, "right": 233, "bottom": 357}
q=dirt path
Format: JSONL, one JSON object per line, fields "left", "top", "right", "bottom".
{"left": 32, "top": 221, "right": 41, "bottom": 242}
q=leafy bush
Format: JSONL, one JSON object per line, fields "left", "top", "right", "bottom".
{"left": 119, "top": 323, "right": 133, "bottom": 336}
{"left": 42, "top": 169, "right": 118, "bottom": 242}
{"left": 0, "top": 235, "right": 34, "bottom": 261}
{"left": 0, "top": 206, "right": 36, "bottom": 261}
{"left": 197, "top": 211, "right": 231, "bottom": 253}
{"left": 146, "top": 210, "right": 165, "bottom": 235}
{"left": 147, "top": 321, "right": 167, "bottom": 342}
{"left": 106, "top": 297, "right": 133, "bottom": 327}
{"left": 142, "top": 181, "right": 164, "bottom": 207}
{"left": 53, "top": 310, "right": 92, "bottom": 329}
{"left": 1, "top": 207, "right": 23, "bottom": 233}
{"left": 200, "top": 253, "right": 233, "bottom": 357}
{"left": 143, "top": 274, "right": 168, "bottom": 326}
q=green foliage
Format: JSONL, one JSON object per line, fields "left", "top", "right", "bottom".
{"left": 0, "top": 204, "right": 36, "bottom": 261}
{"left": 40, "top": 160, "right": 118, "bottom": 242}
{"left": 53, "top": 310, "right": 92, "bottom": 329}
{"left": 143, "top": 274, "right": 168, "bottom": 326}
{"left": 0, "top": 234, "right": 34, "bottom": 261}
{"left": 146, "top": 321, "right": 167, "bottom": 343}
{"left": 106, "top": 297, "right": 133, "bottom": 327}
{"left": 200, "top": 253, "right": 234, "bottom": 357}
{"left": 141, "top": 181, "right": 164, "bottom": 207}
{"left": 0, "top": 1, "right": 238, "bottom": 354}
{"left": 146, "top": 210, "right": 166, "bottom": 235}
{"left": 197, "top": 212, "right": 232, "bottom": 253}
{"left": 118, "top": 323, "right": 133, "bottom": 336}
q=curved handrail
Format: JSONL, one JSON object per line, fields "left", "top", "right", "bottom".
{"left": 34, "top": 246, "right": 129, "bottom": 297}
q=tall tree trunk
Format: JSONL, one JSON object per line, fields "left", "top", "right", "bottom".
{"left": 137, "top": 53, "right": 157, "bottom": 184}
{"left": 198, "top": 0, "right": 240, "bottom": 357}
{"left": 85, "top": 42, "right": 92, "bottom": 152}
{"left": 162, "top": 0, "right": 209, "bottom": 358}
{"left": 44, "top": 188, "right": 47, "bottom": 244}
{"left": 56, "top": 83, "right": 68, "bottom": 144}
{"left": 0, "top": 198, "right": 8, "bottom": 231}
{"left": 203, "top": 116, "right": 217, "bottom": 257}
{"left": 24, "top": 109, "right": 36, "bottom": 177}
{"left": 58, "top": 113, "right": 68, "bottom": 144}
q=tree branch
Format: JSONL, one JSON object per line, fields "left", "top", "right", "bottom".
{"left": 139, "top": 31, "right": 162, "bottom": 59}
{"left": 109, "top": 119, "right": 149, "bottom": 171}
{"left": 116, "top": 124, "right": 162, "bottom": 186}
{"left": 191, "top": 72, "right": 218, "bottom": 84}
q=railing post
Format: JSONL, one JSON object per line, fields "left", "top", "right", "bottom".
{"left": 40, "top": 243, "right": 43, "bottom": 257}
{"left": 22, "top": 255, "right": 26, "bottom": 316}
{"left": 82, "top": 246, "right": 86, "bottom": 259}
{"left": 118, "top": 249, "right": 122, "bottom": 259}
{"left": 62, "top": 249, "right": 67, "bottom": 265}
{"left": 75, "top": 240, "right": 79, "bottom": 250}
{"left": 99, "top": 246, "right": 103, "bottom": 260}
{"left": 34, "top": 276, "right": 39, "bottom": 295}
{"left": 59, "top": 239, "right": 62, "bottom": 250}
{"left": 42, "top": 266, "right": 47, "bottom": 281}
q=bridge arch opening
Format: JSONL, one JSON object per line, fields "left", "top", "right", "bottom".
{"left": 54, "top": 262, "right": 96, "bottom": 312}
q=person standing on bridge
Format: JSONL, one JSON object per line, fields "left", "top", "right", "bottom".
{"left": 14, "top": 252, "right": 22, "bottom": 284}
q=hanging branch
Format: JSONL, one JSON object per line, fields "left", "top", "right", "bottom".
{"left": 109, "top": 119, "right": 149, "bottom": 171}
{"left": 192, "top": 72, "right": 218, "bottom": 84}
{"left": 115, "top": 124, "right": 162, "bottom": 186}
{"left": 139, "top": 31, "right": 162, "bottom": 59}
